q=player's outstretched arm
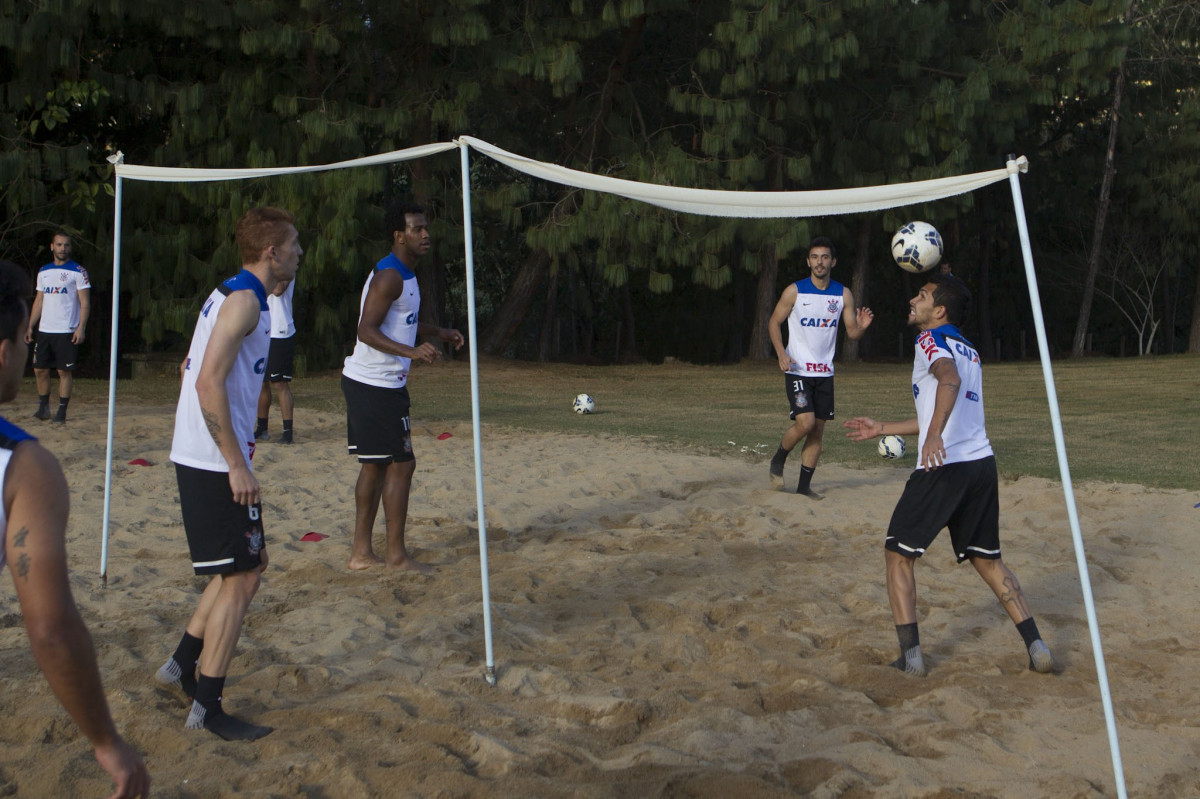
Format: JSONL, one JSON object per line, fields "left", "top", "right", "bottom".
{"left": 4, "top": 442, "right": 150, "bottom": 798}
{"left": 844, "top": 417, "right": 920, "bottom": 441}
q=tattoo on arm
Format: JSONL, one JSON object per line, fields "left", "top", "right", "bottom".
{"left": 202, "top": 409, "right": 222, "bottom": 445}
{"left": 9, "top": 526, "right": 30, "bottom": 580}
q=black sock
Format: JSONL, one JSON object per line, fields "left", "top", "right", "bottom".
{"left": 57, "top": 397, "right": 70, "bottom": 410}
{"left": 893, "top": 622, "right": 925, "bottom": 675}
{"left": 172, "top": 632, "right": 204, "bottom": 674}
{"left": 796, "top": 465, "right": 816, "bottom": 493}
{"left": 896, "top": 622, "right": 920, "bottom": 653}
{"left": 282, "top": 419, "right": 293, "bottom": 433}
{"left": 1016, "top": 617, "right": 1041, "bottom": 648}
{"left": 187, "top": 673, "right": 272, "bottom": 740}
{"left": 769, "top": 446, "right": 788, "bottom": 475}
{"left": 194, "top": 673, "right": 227, "bottom": 715}
{"left": 37, "top": 394, "right": 49, "bottom": 409}
{"left": 255, "top": 417, "right": 267, "bottom": 435}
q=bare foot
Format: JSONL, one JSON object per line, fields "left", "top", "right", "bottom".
{"left": 386, "top": 557, "right": 436, "bottom": 575}
{"left": 347, "top": 552, "right": 383, "bottom": 570}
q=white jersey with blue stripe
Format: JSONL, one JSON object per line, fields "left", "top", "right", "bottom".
{"left": 785, "top": 278, "right": 844, "bottom": 377}
{"left": 342, "top": 253, "right": 420, "bottom": 389}
{"left": 171, "top": 271, "right": 271, "bottom": 473}
{"left": 35, "top": 260, "right": 91, "bottom": 333}
{"left": 0, "top": 416, "right": 36, "bottom": 574}
{"left": 912, "top": 324, "right": 993, "bottom": 466}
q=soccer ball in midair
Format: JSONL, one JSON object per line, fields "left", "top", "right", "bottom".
{"left": 878, "top": 434, "right": 906, "bottom": 459}
{"left": 572, "top": 393, "right": 595, "bottom": 414}
{"left": 891, "top": 222, "right": 943, "bottom": 274}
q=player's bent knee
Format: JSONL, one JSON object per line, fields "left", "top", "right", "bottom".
{"left": 225, "top": 569, "right": 262, "bottom": 600}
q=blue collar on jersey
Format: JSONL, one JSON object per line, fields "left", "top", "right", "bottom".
{"left": 222, "top": 270, "right": 269, "bottom": 310}
{"left": 40, "top": 260, "right": 83, "bottom": 273}
{"left": 376, "top": 252, "right": 416, "bottom": 280}
{"left": 0, "top": 415, "right": 36, "bottom": 449}
{"left": 923, "top": 323, "right": 974, "bottom": 348}
{"left": 796, "top": 277, "right": 841, "bottom": 296}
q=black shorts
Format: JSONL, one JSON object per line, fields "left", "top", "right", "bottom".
{"left": 342, "top": 375, "right": 414, "bottom": 464}
{"left": 885, "top": 456, "right": 1001, "bottom": 563}
{"left": 784, "top": 374, "right": 834, "bottom": 420}
{"left": 266, "top": 335, "right": 296, "bottom": 382}
{"left": 175, "top": 464, "right": 266, "bottom": 575}
{"left": 33, "top": 332, "right": 79, "bottom": 370}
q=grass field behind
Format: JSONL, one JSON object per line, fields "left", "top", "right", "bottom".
{"left": 67, "top": 353, "right": 1198, "bottom": 490}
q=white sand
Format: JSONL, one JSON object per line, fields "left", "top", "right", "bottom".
{"left": 1, "top": 401, "right": 1197, "bottom": 797}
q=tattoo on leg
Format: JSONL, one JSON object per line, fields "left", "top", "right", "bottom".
{"left": 11, "top": 526, "right": 28, "bottom": 547}
{"left": 996, "top": 566, "right": 1032, "bottom": 618}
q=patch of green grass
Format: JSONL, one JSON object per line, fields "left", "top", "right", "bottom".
{"left": 62, "top": 352, "right": 1199, "bottom": 489}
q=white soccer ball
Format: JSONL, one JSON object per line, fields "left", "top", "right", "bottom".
{"left": 878, "top": 434, "right": 906, "bottom": 459}
{"left": 572, "top": 393, "right": 595, "bottom": 414}
{"left": 891, "top": 221, "right": 943, "bottom": 274}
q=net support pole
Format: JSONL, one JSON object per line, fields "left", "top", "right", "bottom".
{"left": 458, "top": 139, "right": 497, "bottom": 685}
{"left": 1005, "top": 156, "right": 1126, "bottom": 799}
{"left": 100, "top": 169, "right": 125, "bottom": 586}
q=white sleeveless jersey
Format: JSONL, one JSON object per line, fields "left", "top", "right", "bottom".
{"left": 267, "top": 280, "right": 295, "bottom": 339}
{"left": 171, "top": 271, "right": 271, "bottom": 473}
{"left": 785, "top": 278, "right": 844, "bottom": 377}
{"left": 342, "top": 253, "right": 420, "bottom": 389}
{"left": 35, "top": 260, "right": 91, "bottom": 332}
{"left": 911, "top": 324, "right": 993, "bottom": 467}
{"left": 0, "top": 416, "right": 35, "bottom": 574}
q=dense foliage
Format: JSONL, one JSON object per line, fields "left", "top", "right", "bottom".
{"left": 2, "top": 0, "right": 1197, "bottom": 370}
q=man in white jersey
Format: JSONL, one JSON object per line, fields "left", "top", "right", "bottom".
{"left": 0, "top": 260, "right": 150, "bottom": 797}
{"left": 342, "top": 201, "right": 463, "bottom": 573}
{"left": 255, "top": 279, "right": 297, "bottom": 444}
{"left": 767, "top": 236, "right": 873, "bottom": 498}
{"left": 26, "top": 231, "right": 90, "bottom": 423}
{"left": 845, "top": 273, "right": 1055, "bottom": 677}
{"left": 154, "top": 207, "right": 301, "bottom": 740}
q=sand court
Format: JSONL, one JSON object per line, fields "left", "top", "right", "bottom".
{"left": 0, "top": 399, "right": 1196, "bottom": 797}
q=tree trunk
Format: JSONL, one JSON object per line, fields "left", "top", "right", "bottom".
{"left": 482, "top": 249, "right": 550, "bottom": 356}
{"left": 747, "top": 147, "right": 785, "bottom": 360}
{"left": 537, "top": 262, "right": 560, "bottom": 361}
{"left": 1073, "top": 2, "right": 1133, "bottom": 356}
{"left": 844, "top": 217, "right": 871, "bottom": 362}
{"left": 748, "top": 241, "right": 779, "bottom": 360}
{"left": 617, "top": 282, "right": 641, "bottom": 362}
{"left": 415, "top": 254, "right": 446, "bottom": 328}
{"left": 1189, "top": 258, "right": 1200, "bottom": 352}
